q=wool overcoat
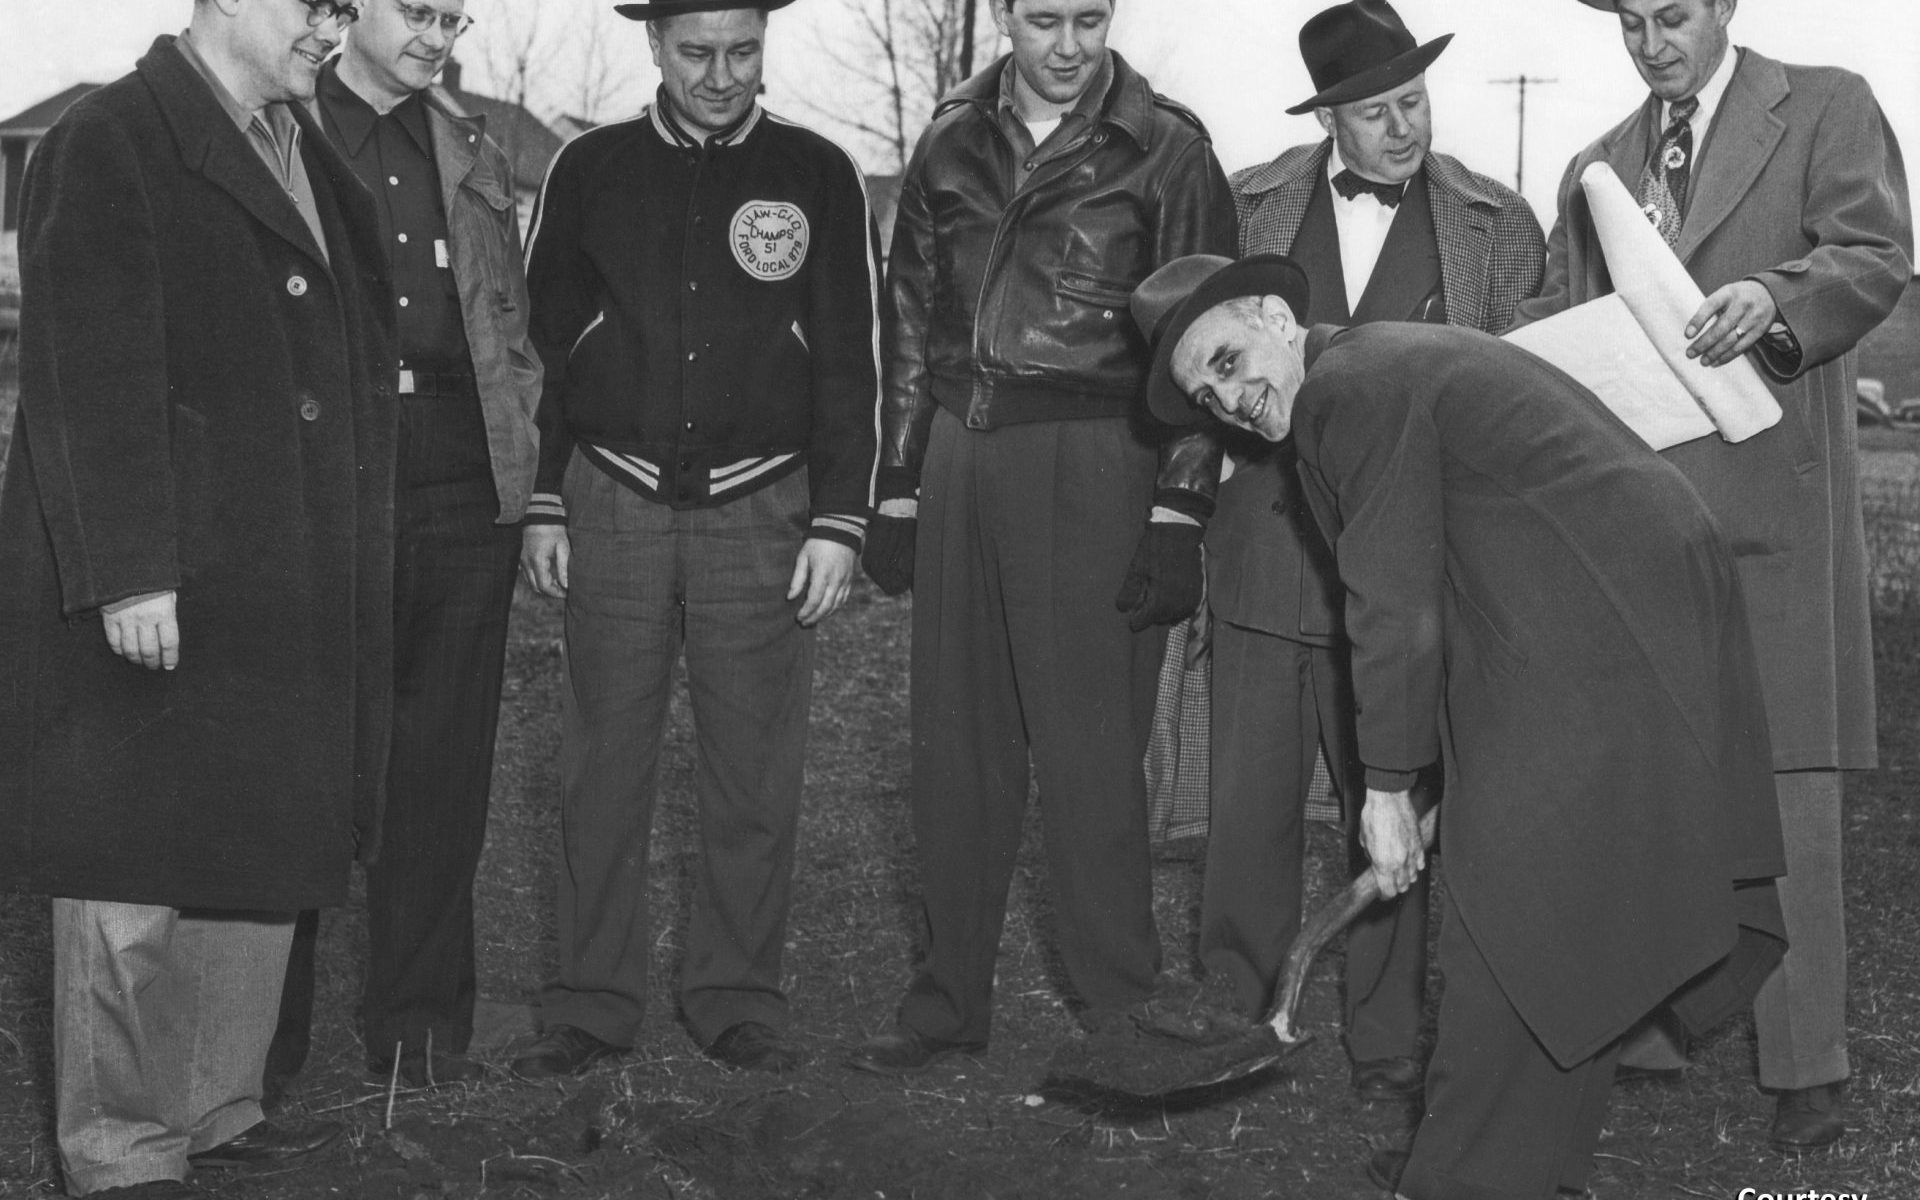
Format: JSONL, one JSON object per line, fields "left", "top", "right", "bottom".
{"left": 1292, "top": 324, "right": 1786, "bottom": 1067}
{"left": 0, "top": 37, "right": 397, "bottom": 911}
{"left": 1517, "top": 49, "right": 1913, "bottom": 771}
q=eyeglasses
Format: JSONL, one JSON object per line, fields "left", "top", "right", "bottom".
{"left": 296, "top": 0, "right": 361, "bottom": 27}
{"left": 397, "top": 1, "right": 475, "bottom": 36}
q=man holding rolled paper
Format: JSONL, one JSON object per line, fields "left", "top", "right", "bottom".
{"left": 1518, "top": 0, "right": 1912, "bottom": 1153}
{"left": 1135, "top": 251, "right": 1787, "bottom": 1200}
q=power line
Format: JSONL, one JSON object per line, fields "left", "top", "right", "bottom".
{"left": 1489, "top": 74, "right": 1558, "bottom": 194}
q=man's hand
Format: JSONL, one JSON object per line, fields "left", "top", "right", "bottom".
{"left": 790, "top": 538, "right": 857, "bottom": 627}
{"left": 1685, "top": 279, "right": 1779, "bottom": 368}
{"left": 102, "top": 590, "right": 180, "bottom": 671}
{"left": 521, "top": 525, "right": 571, "bottom": 598}
{"left": 1114, "top": 522, "right": 1205, "bottom": 632}
{"left": 1360, "top": 787, "right": 1426, "bottom": 900}
{"left": 862, "top": 498, "right": 918, "bottom": 596}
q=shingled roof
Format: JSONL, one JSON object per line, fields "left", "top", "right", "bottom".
{"left": 0, "top": 83, "right": 104, "bottom": 137}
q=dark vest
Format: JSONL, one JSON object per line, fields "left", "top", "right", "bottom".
{"left": 1208, "top": 165, "right": 1450, "bottom": 641}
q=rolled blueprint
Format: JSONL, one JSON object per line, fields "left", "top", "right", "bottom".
{"left": 1504, "top": 163, "right": 1780, "bottom": 450}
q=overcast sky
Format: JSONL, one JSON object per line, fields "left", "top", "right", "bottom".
{"left": 3, "top": 0, "right": 1915, "bottom": 222}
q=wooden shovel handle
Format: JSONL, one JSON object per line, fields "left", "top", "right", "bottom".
{"left": 1266, "top": 805, "right": 1439, "bottom": 1042}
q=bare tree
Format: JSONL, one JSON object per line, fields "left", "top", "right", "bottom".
{"left": 568, "top": 4, "right": 638, "bottom": 126}
{"left": 802, "top": 0, "right": 999, "bottom": 173}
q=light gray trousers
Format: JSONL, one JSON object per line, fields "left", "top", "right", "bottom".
{"left": 53, "top": 899, "right": 293, "bottom": 1194}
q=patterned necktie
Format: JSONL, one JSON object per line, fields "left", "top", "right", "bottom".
{"left": 1333, "top": 168, "right": 1406, "bottom": 209}
{"left": 1637, "top": 95, "right": 1700, "bottom": 246}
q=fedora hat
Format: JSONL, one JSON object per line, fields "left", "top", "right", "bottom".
{"left": 615, "top": 0, "right": 796, "bottom": 20}
{"left": 1132, "top": 254, "right": 1313, "bottom": 427}
{"left": 1286, "top": 0, "right": 1453, "bottom": 115}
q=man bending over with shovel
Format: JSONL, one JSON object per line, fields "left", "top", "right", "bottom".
{"left": 1133, "top": 253, "right": 1788, "bottom": 1200}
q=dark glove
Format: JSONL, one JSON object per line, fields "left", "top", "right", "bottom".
{"left": 1114, "top": 522, "right": 1205, "bottom": 632}
{"left": 862, "top": 514, "right": 917, "bottom": 596}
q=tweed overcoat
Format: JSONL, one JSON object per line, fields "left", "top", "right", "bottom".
{"left": 1293, "top": 323, "right": 1785, "bottom": 1067}
{"left": 0, "top": 37, "right": 398, "bottom": 911}
{"left": 1212, "top": 143, "right": 1545, "bottom": 640}
{"left": 1516, "top": 49, "right": 1912, "bottom": 771}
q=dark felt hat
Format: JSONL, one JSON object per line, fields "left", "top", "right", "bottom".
{"left": 615, "top": 0, "right": 795, "bottom": 20}
{"left": 1132, "top": 254, "right": 1313, "bottom": 427}
{"left": 1575, "top": 1, "right": 1620, "bottom": 8}
{"left": 1286, "top": 0, "right": 1453, "bottom": 115}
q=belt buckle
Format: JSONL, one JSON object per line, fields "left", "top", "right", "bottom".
{"left": 397, "top": 368, "right": 417, "bottom": 395}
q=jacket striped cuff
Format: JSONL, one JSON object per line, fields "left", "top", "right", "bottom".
{"left": 810, "top": 513, "right": 868, "bottom": 551}
{"left": 524, "top": 492, "right": 566, "bottom": 525}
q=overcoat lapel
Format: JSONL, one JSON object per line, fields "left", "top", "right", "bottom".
{"left": 1678, "top": 51, "right": 1789, "bottom": 263}
{"left": 141, "top": 38, "right": 333, "bottom": 274}
{"left": 1427, "top": 156, "right": 1499, "bottom": 327}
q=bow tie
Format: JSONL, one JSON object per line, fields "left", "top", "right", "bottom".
{"left": 1333, "top": 169, "right": 1406, "bottom": 208}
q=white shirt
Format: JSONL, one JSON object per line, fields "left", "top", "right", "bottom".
{"left": 1325, "top": 145, "right": 1404, "bottom": 315}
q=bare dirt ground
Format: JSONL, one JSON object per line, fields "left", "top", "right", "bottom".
{"left": 0, "top": 430, "right": 1915, "bottom": 1199}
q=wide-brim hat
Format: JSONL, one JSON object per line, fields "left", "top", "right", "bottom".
{"left": 615, "top": 0, "right": 796, "bottom": 20}
{"left": 1132, "top": 254, "right": 1312, "bottom": 427}
{"left": 1574, "top": 1, "right": 1620, "bottom": 8}
{"left": 1286, "top": 0, "right": 1453, "bottom": 115}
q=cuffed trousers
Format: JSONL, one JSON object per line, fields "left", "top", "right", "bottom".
{"left": 539, "top": 459, "right": 814, "bottom": 1047}
{"left": 898, "top": 409, "right": 1165, "bottom": 1045}
{"left": 1200, "top": 620, "right": 1427, "bottom": 1056}
{"left": 1399, "top": 895, "right": 1619, "bottom": 1200}
{"left": 53, "top": 900, "right": 293, "bottom": 1194}
{"left": 1616, "top": 769, "right": 1848, "bottom": 1089}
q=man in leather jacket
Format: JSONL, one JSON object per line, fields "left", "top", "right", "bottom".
{"left": 849, "top": 0, "right": 1236, "bottom": 1074}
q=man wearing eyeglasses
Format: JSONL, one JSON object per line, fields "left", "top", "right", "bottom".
{"left": 0, "top": 0, "right": 395, "bottom": 1194}
{"left": 255, "top": 0, "right": 541, "bottom": 1097}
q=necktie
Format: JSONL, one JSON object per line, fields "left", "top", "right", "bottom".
{"left": 1333, "top": 169, "right": 1406, "bottom": 209}
{"left": 1637, "top": 95, "right": 1699, "bottom": 246}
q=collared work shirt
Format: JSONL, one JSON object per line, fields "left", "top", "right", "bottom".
{"left": 994, "top": 52, "right": 1115, "bottom": 191}
{"left": 316, "top": 64, "right": 470, "bottom": 370}
{"left": 177, "top": 29, "right": 327, "bottom": 260}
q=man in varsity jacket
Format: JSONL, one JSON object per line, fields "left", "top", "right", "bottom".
{"left": 515, "top": 0, "right": 881, "bottom": 1077}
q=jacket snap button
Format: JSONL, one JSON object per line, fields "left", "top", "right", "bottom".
{"left": 1102, "top": 309, "right": 1113, "bottom": 320}
{"left": 286, "top": 275, "right": 307, "bottom": 296}
{"left": 299, "top": 399, "right": 321, "bottom": 421}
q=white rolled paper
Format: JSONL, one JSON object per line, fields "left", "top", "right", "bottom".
{"left": 1576, "top": 161, "right": 1780, "bottom": 442}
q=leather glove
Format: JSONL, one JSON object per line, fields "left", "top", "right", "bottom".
{"left": 862, "top": 514, "right": 917, "bottom": 596}
{"left": 1114, "top": 522, "right": 1205, "bottom": 632}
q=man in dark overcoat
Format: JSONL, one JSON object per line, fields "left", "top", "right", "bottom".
{"left": 1200, "top": 0, "right": 1544, "bottom": 1103}
{"left": 0, "top": 1, "right": 396, "bottom": 1193}
{"left": 1135, "top": 253, "right": 1786, "bottom": 1199}
{"left": 1516, "top": 0, "right": 1912, "bottom": 1151}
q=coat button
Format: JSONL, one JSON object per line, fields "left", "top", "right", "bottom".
{"left": 299, "top": 398, "right": 321, "bottom": 421}
{"left": 687, "top": 351, "right": 697, "bottom": 361}
{"left": 1102, "top": 309, "right": 1114, "bottom": 320}
{"left": 286, "top": 275, "right": 308, "bottom": 296}
{"left": 966, "top": 413, "right": 986, "bottom": 430}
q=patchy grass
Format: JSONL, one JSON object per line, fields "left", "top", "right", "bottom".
{"left": 0, "top": 457, "right": 1914, "bottom": 1197}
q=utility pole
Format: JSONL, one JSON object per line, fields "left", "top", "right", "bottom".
{"left": 1488, "top": 74, "right": 1557, "bottom": 194}
{"left": 959, "top": 0, "right": 979, "bottom": 81}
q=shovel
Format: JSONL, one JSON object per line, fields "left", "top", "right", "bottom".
{"left": 1044, "top": 805, "right": 1439, "bottom": 1101}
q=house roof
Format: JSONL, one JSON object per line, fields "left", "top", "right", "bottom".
{"left": 0, "top": 84, "right": 103, "bottom": 138}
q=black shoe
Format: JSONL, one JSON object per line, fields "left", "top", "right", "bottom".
{"left": 705, "top": 1021, "right": 803, "bottom": 1073}
{"left": 186, "top": 1119, "right": 342, "bottom": 1170}
{"left": 369, "top": 1050, "right": 488, "bottom": 1089}
{"left": 510, "top": 1024, "right": 624, "bottom": 1079}
{"left": 1769, "top": 1083, "right": 1845, "bottom": 1153}
{"left": 82, "top": 1183, "right": 197, "bottom": 1199}
{"left": 1352, "top": 1055, "right": 1424, "bottom": 1103}
{"left": 843, "top": 1027, "right": 986, "bottom": 1076}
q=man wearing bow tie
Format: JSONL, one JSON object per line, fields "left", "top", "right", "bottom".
{"left": 1197, "top": 0, "right": 1543, "bottom": 1106}
{"left": 1517, "top": 0, "right": 1911, "bottom": 1154}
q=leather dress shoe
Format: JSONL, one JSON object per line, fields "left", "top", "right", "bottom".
{"left": 511, "top": 1024, "right": 624, "bottom": 1079}
{"left": 186, "top": 1118, "right": 342, "bottom": 1170}
{"left": 843, "top": 1027, "right": 986, "bottom": 1076}
{"left": 706, "top": 1021, "right": 803, "bottom": 1073}
{"left": 83, "top": 1183, "right": 197, "bottom": 1199}
{"left": 1769, "top": 1083, "right": 1845, "bottom": 1153}
{"left": 369, "top": 1050, "right": 487, "bottom": 1089}
{"left": 1352, "top": 1055, "right": 1424, "bottom": 1103}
